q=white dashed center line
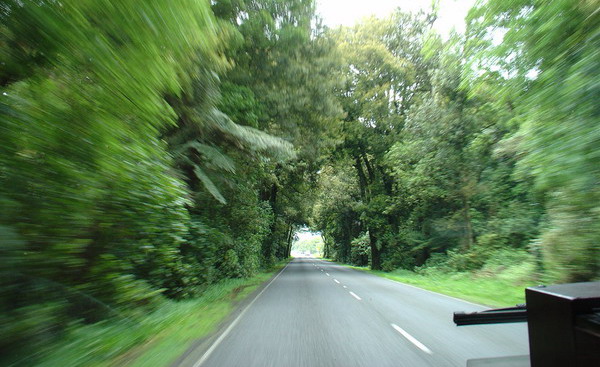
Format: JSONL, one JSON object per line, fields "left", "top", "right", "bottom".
{"left": 391, "top": 324, "right": 432, "bottom": 355}
{"left": 326, "top": 272, "right": 330, "bottom": 276}
{"left": 333, "top": 279, "right": 340, "bottom": 284}
{"left": 349, "top": 291, "right": 362, "bottom": 301}
{"left": 343, "top": 285, "right": 347, "bottom": 289}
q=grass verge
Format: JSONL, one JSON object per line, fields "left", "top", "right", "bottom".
{"left": 31, "top": 261, "right": 289, "bottom": 367}
{"left": 326, "top": 260, "right": 536, "bottom": 308}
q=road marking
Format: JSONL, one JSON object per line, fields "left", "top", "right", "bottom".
{"left": 321, "top": 269, "right": 323, "bottom": 271}
{"left": 391, "top": 324, "right": 433, "bottom": 355}
{"left": 334, "top": 279, "right": 340, "bottom": 284}
{"left": 336, "top": 262, "right": 486, "bottom": 309}
{"left": 349, "top": 291, "right": 362, "bottom": 301}
{"left": 326, "top": 272, "right": 330, "bottom": 276}
{"left": 343, "top": 285, "right": 347, "bottom": 289}
{"left": 193, "top": 262, "right": 291, "bottom": 367}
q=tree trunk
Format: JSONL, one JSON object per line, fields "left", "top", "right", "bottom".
{"left": 462, "top": 196, "right": 474, "bottom": 250}
{"left": 321, "top": 234, "right": 329, "bottom": 258}
{"left": 354, "top": 156, "right": 368, "bottom": 200}
{"left": 368, "top": 230, "right": 382, "bottom": 270}
{"left": 362, "top": 152, "right": 375, "bottom": 182}
{"left": 262, "top": 182, "right": 279, "bottom": 262}
{"left": 285, "top": 224, "right": 293, "bottom": 257}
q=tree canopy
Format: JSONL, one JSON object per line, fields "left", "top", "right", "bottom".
{"left": 1, "top": 0, "right": 598, "bottom": 363}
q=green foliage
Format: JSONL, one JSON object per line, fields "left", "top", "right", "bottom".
{"left": 363, "top": 265, "right": 534, "bottom": 308}
{"left": 467, "top": 0, "right": 600, "bottom": 281}
{"left": 311, "top": 162, "right": 363, "bottom": 263}
{"left": 208, "top": 0, "right": 342, "bottom": 271}
{"left": 1, "top": 0, "right": 330, "bottom": 363}
{"left": 293, "top": 235, "right": 324, "bottom": 256}
{"left": 218, "top": 82, "right": 264, "bottom": 128}
{"left": 19, "top": 265, "right": 285, "bottom": 367}
{"left": 1, "top": 0, "right": 224, "bottom": 359}
{"left": 319, "top": 10, "right": 436, "bottom": 269}
{"left": 1, "top": 0, "right": 597, "bottom": 363}
{"left": 350, "top": 233, "right": 370, "bottom": 267}
{"left": 221, "top": 249, "right": 243, "bottom": 278}
{"left": 313, "top": 0, "right": 596, "bottom": 285}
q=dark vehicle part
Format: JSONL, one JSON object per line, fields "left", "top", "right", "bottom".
{"left": 454, "top": 304, "right": 527, "bottom": 325}
{"left": 454, "top": 281, "right": 600, "bottom": 367}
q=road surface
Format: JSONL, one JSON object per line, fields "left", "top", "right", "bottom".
{"left": 174, "top": 258, "right": 529, "bottom": 367}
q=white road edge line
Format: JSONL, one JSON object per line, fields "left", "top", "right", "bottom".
{"left": 318, "top": 259, "right": 482, "bottom": 307}
{"left": 391, "top": 324, "right": 433, "bottom": 355}
{"left": 337, "top": 262, "right": 485, "bottom": 308}
{"left": 349, "top": 291, "right": 362, "bottom": 301}
{"left": 334, "top": 279, "right": 340, "bottom": 284}
{"left": 193, "top": 262, "right": 291, "bottom": 367}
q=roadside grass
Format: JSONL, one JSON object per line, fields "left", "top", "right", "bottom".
{"left": 327, "top": 260, "right": 537, "bottom": 308}
{"left": 31, "top": 261, "right": 288, "bottom": 367}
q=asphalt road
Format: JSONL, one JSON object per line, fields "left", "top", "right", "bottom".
{"left": 175, "top": 258, "right": 529, "bottom": 367}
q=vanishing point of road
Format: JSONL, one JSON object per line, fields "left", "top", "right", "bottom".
{"left": 174, "top": 257, "right": 529, "bottom": 367}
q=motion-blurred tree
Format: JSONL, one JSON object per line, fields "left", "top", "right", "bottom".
{"left": 467, "top": 0, "right": 600, "bottom": 281}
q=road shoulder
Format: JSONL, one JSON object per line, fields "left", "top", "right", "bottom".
{"left": 169, "top": 260, "right": 291, "bottom": 367}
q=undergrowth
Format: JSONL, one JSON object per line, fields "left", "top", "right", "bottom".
{"left": 336, "top": 250, "right": 542, "bottom": 308}
{"left": 11, "top": 262, "right": 288, "bottom": 367}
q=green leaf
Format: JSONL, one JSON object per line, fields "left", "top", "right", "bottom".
{"left": 181, "top": 141, "right": 236, "bottom": 173}
{"left": 192, "top": 165, "right": 227, "bottom": 204}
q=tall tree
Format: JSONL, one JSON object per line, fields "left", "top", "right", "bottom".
{"left": 332, "top": 10, "right": 435, "bottom": 269}
{"left": 467, "top": 0, "right": 600, "bottom": 281}
{"left": 0, "top": 0, "right": 229, "bottom": 355}
{"left": 212, "top": 0, "right": 343, "bottom": 263}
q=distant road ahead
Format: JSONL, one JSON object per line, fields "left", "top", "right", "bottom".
{"left": 175, "top": 258, "right": 529, "bottom": 367}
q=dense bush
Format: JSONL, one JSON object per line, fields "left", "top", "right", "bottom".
{"left": 350, "top": 233, "right": 370, "bottom": 266}
{"left": 1, "top": 0, "right": 336, "bottom": 363}
{"left": 312, "top": 0, "right": 597, "bottom": 284}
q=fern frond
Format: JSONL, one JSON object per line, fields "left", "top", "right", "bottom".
{"left": 192, "top": 165, "right": 227, "bottom": 204}
{"left": 210, "top": 109, "right": 296, "bottom": 160}
{"left": 180, "top": 141, "right": 236, "bottom": 173}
